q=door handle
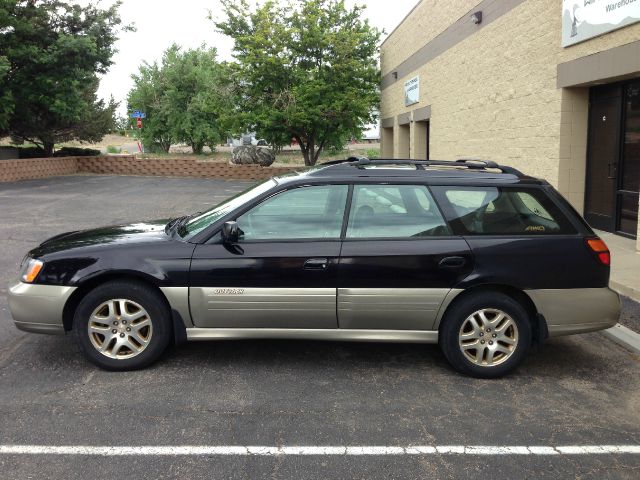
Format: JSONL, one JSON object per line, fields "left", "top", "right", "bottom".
{"left": 304, "top": 258, "right": 329, "bottom": 270}
{"left": 438, "top": 256, "right": 466, "bottom": 268}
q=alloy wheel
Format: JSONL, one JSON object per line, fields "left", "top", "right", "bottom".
{"left": 458, "top": 308, "right": 519, "bottom": 367}
{"left": 87, "top": 299, "right": 153, "bottom": 359}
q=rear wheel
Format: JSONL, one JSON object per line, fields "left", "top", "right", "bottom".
{"left": 73, "top": 281, "right": 171, "bottom": 370}
{"left": 439, "top": 292, "right": 531, "bottom": 378}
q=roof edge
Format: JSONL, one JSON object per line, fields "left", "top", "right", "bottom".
{"left": 380, "top": 0, "right": 424, "bottom": 47}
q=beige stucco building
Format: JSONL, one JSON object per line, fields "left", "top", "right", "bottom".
{"left": 380, "top": 0, "right": 640, "bottom": 250}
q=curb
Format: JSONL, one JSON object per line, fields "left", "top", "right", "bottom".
{"left": 610, "top": 280, "right": 640, "bottom": 304}
{"left": 602, "top": 324, "right": 640, "bottom": 355}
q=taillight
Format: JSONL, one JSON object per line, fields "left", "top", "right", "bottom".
{"left": 585, "top": 238, "right": 610, "bottom": 266}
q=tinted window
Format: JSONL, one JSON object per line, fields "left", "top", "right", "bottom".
{"left": 181, "top": 179, "right": 276, "bottom": 238}
{"left": 237, "top": 185, "right": 348, "bottom": 240}
{"left": 432, "top": 186, "right": 576, "bottom": 235}
{"left": 346, "top": 185, "right": 451, "bottom": 238}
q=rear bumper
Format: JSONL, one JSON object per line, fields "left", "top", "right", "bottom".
{"left": 527, "top": 287, "right": 620, "bottom": 337}
{"left": 7, "top": 282, "right": 76, "bottom": 335}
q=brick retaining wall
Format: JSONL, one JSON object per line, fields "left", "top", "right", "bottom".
{"left": 0, "top": 157, "right": 79, "bottom": 182}
{"left": 0, "top": 155, "right": 299, "bottom": 183}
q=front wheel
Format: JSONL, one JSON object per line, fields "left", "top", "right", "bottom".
{"left": 73, "top": 281, "right": 172, "bottom": 371}
{"left": 439, "top": 292, "right": 532, "bottom": 378}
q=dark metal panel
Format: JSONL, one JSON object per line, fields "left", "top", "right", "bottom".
{"left": 557, "top": 40, "right": 640, "bottom": 88}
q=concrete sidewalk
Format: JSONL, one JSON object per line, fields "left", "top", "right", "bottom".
{"left": 596, "top": 230, "right": 640, "bottom": 302}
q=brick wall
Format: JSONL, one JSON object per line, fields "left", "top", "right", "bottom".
{"left": 76, "top": 156, "right": 298, "bottom": 180}
{"left": 0, "top": 155, "right": 300, "bottom": 183}
{"left": 0, "top": 157, "right": 79, "bottom": 182}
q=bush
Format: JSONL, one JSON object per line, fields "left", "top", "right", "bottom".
{"left": 366, "top": 148, "right": 380, "bottom": 159}
{"left": 17, "top": 147, "right": 46, "bottom": 158}
{"left": 53, "top": 147, "right": 101, "bottom": 157}
{"left": 106, "top": 145, "right": 121, "bottom": 154}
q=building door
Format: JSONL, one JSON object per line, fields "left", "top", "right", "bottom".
{"left": 619, "top": 82, "right": 640, "bottom": 237}
{"left": 585, "top": 85, "right": 622, "bottom": 232}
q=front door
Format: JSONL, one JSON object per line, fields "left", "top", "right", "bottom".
{"left": 189, "top": 184, "right": 349, "bottom": 328}
{"left": 618, "top": 81, "right": 640, "bottom": 237}
{"left": 585, "top": 85, "right": 622, "bottom": 231}
{"left": 337, "top": 184, "right": 473, "bottom": 330}
{"left": 585, "top": 82, "right": 640, "bottom": 238}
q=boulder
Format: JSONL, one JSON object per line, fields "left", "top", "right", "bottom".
{"left": 231, "top": 145, "right": 275, "bottom": 167}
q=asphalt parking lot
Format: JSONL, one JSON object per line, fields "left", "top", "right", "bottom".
{"left": 0, "top": 175, "right": 639, "bottom": 479}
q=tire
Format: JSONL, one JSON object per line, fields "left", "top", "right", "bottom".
{"left": 439, "top": 291, "right": 531, "bottom": 378}
{"left": 72, "top": 280, "right": 172, "bottom": 371}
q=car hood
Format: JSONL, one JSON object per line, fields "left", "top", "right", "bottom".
{"left": 32, "top": 220, "right": 172, "bottom": 256}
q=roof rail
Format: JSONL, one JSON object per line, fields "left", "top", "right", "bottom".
{"left": 319, "top": 157, "right": 523, "bottom": 175}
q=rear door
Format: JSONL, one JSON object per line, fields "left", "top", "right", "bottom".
{"left": 337, "top": 184, "right": 473, "bottom": 330}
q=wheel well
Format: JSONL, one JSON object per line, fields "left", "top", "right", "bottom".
{"left": 439, "top": 284, "right": 547, "bottom": 343}
{"left": 62, "top": 273, "right": 171, "bottom": 332}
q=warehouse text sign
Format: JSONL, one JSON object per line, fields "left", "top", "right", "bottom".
{"left": 562, "top": 0, "right": 640, "bottom": 47}
{"left": 404, "top": 76, "right": 419, "bottom": 106}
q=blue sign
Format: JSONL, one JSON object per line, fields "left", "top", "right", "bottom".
{"left": 130, "top": 110, "right": 146, "bottom": 119}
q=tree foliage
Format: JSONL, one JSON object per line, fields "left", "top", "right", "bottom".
{"left": 0, "top": 0, "right": 129, "bottom": 156}
{"left": 127, "top": 45, "right": 232, "bottom": 154}
{"left": 215, "top": 0, "right": 381, "bottom": 165}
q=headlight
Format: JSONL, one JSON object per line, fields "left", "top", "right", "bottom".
{"left": 20, "top": 258, "right": 44, "bottom": 283}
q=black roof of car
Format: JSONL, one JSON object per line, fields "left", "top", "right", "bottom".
{"left": 276, "top": 157, "right": 546, "bottom": 185}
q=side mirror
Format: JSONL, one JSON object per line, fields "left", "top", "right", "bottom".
{"left": 222, "top": 221, "right": 239, "bottom": 244}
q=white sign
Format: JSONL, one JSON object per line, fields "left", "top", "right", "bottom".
{"left": 404, "top": 76, "right": 419, "bottom": 106}
{"left": 562, "top": 0, "right": 640, "bottom": 47}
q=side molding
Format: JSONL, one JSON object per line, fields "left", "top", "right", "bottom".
{"left": 186, "top": 328, "right": 439, "bottom": 343}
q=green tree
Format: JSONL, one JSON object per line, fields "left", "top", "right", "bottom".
{"left": 127, "top": 59, "right": 174, "bottom": 153}
{"left": 127, "top": 45, "right": 232, "bottom": 154}
{"left": 0, "top": 55, "right": 11, "bottom": 131}
{"left": 0, "top": 0, "right": 129, "bottom": 156}
{"left": 215, "top": 0, "right": 381, "bottom": 166}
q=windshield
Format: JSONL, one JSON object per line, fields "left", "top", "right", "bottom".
{"left": 177, "top": 179, "right": 277, "bottom": 239}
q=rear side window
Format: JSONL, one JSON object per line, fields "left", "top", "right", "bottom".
{"left": 431, "top": 186, "right": 576, "bottom": 235}
{"left": 346, "top": 185, "right": 451, "bottom": 238}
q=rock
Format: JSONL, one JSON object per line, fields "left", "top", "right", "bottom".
{"left": 231, "top": 145, "right": 275, "bottom": 167}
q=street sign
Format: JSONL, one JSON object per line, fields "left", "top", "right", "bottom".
{"left": 130, "top": 110, "right": 146, "bottom": 119}
{"left": 136, "top": 118, "right": 142, "bottom": 129}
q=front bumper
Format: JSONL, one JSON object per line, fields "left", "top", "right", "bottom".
{"left": 7, "top": 282, "right": 77, "bottom": 335}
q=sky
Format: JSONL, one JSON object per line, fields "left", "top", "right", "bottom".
{"left": 87, "top": 0, "right": 419, "bottom": 116}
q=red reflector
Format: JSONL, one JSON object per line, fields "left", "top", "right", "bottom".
{"left": 598, "top": 252, "right": 611, "bottom": 266}
{"left": 586, "top": 238, "right": 610, "bottom": 265}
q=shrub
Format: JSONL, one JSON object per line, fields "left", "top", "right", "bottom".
{"left": 53, "top": 147, "right": 101, "bottom": 157}
{"left": 17, "top": 147, "right": 46, "bottom": 158}
{"left": 366, "top": 148, "right": 380, "bottom": 159}
{"left": 106, "top": 145, "right": 121, "bottom": 154}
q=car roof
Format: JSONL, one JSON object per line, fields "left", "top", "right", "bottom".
{"left": 274, "top": 157, "right": 547, "bottom": 186}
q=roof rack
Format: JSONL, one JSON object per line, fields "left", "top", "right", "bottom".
{"left": 320, "top": 157, "right": 523, "bottom": 175}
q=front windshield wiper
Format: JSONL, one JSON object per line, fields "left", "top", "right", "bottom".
{"left": 165, "top": 215, "right": 190, "bottom": 234}
{"left": 166, "top": 211, "right": 204, "bottom": 236}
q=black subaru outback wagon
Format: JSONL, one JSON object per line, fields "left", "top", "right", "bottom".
{"left": 8, "top": 158, "right": 620, "bottom": 378}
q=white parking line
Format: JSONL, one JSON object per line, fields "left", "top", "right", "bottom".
{"left": 0, "top": 445, "right": 639, "bottom": 456}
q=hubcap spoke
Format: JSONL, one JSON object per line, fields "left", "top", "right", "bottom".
{"left": 458, "top": 308, "right": 519, "bottom": 367}
{"left": 88, "top": 298, "right": 153, "bottom": 360}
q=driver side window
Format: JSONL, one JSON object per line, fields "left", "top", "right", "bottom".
{"left": 236, "top": 185, "right": 348, "bottom": 241}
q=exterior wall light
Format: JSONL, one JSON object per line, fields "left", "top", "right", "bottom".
{"left": 471, "top": 11, "right": 482, "bottom": 25}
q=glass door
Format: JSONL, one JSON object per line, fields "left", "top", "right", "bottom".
{"left": 618, "top": 82, "right": 640, "bottom": 237}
